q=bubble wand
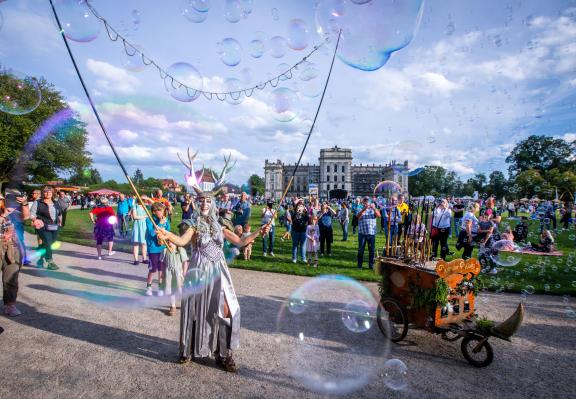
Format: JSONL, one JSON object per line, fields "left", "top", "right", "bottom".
{"left": 265, "top": 30, "right": 343, "bottom": 225}
{"left": 48, "top": 0, "right": 173, "bottom": 252}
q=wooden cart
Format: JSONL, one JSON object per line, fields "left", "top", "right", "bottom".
{"left": 375, "top": 257, "right": 524, "bottom": 367}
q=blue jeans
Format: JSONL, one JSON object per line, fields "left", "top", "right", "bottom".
{"left": 262, "top": 225, "right": 275, "bottom": 254}
{"left": 357, "top": 233, "right": 375, "bottom": 269}
{"left": 291, "top": 231, "right": 307, "bottom": 261}
{"left": 453, "top": 217, "right": 462, "bottom": 236}
{"left": 341, "top": 221, "right": 349, "bottom": 241}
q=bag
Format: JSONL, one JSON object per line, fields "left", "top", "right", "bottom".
{"left": 430, "top": 227, "right": 439, "bottom": 239}
{"left": 46, "top": 224, "right": 59, "bottom": 231}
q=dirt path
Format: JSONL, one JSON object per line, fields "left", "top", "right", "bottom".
{"left": 0, "top": 234, "right": 574, "bottom": 398}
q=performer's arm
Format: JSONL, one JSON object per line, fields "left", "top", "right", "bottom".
{"left": 157, "top": 227, "right": 194, "bottom": 247}
{"left": 223, "top": 225, "right": 268, "bottom": 247}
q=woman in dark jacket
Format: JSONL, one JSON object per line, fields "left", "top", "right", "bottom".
{"left": 30, "top": 186, "right": 61, "bottom": 270}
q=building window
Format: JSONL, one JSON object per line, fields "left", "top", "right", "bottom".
{"left": 342, "top": 175, "right": 345, "bottom": 182}
{"left": 327, "top": 175, "right": 330, "bottom": 182}
{"left": 327, "top": 184, "right": 331, "bottom": 190}
{"left": 342, "top": 165, "right": 345, "bottom": 173}
{"left": 327, "top": 165, "right": 330, "bottom": 173}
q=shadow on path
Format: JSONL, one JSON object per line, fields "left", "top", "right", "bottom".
{"left": 8, "top": 303, "right": 178, "bottom": 363}
{"left": 68, "top": 266, "right": 145, "bottom": 283}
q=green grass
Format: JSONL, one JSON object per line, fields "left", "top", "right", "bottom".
{"left": 29, "top": 207, "right": 576, "bottom": 296}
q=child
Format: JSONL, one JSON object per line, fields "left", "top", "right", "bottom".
{"left": 177, "top": 221, "right": 192, "bottom": 276}
{"left": 229, "top": 225, "right": 243, "bottom": 259}
{"left": 281, "top": 205, "right": 292, "bottom": 241}
{"left": 161, "top": 241, "right": 188, "bottom": 316}
{"left": 145, "top": 202, "right": 170, "bottom": 296}
{"left": 476, "top": 210, "right": 495, "bottom": 247}
{"left": 306, "top": 215, "right": 320, "bottom": 268}
{"left": 241, "top": 224, "right": 253, "bottom": 260}
{"left": 531, "top": 229, "right": 555, "bottom": 253}
{"left": 501, "top": 226, "right": 514, "bottom": 241}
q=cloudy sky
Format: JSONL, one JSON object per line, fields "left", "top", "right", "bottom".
{"left": 1, "top": 0, "right": 575, "bottom": 185}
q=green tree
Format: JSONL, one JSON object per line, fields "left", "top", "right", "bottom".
{"left": 408, "top": 166, "right": 462, "bottom": 197}
{"left": 487, "top": 170, "right": 507, "bottom": 198}
{"left": 248, "top": 174, "right": 265, "bottom": 196}
{"left": 505, "top": 134, "right": 575, "bottom": 177}
{"left": 68, "top": 167, "right": 102, "bottom": 186}
{"left": 0, "top": 73, "right": 92, "bottom": 185}
{"left": 512, "top": 169, "right": 547, "bottom": 198}
{"left": 466, "top": 173, "right": 487, "bottom": 194}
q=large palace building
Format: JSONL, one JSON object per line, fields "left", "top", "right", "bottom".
{"left": 264, "top": 146, "right": 409, "bottom": 199}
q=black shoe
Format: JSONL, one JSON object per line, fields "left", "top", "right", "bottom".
{"left": 133, "top": 260, "right": 139, "bottom": 265}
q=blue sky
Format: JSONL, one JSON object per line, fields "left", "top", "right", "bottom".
{"left": 1, "top": 0, "right": 575, "bottom": 185}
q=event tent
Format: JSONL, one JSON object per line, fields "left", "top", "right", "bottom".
{"left": 88, "top": 188, "right": 121, "bottom": 196}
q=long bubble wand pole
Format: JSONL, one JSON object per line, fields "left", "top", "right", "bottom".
{"left": 48, "top": 0, "right": 172, "bottom": 251}
{"left": 266, "top": 31, "right": 343, "bottom": 225}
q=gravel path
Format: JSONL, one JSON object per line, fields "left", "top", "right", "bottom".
{"left": 0, "top": 234, "right": 574, "bottom": 399}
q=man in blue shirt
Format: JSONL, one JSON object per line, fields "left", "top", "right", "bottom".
{"left": 350, "top": 197, "right": 363, "bottom": 235}
{"left": 233, "top": 192, "right": 251, "bottom": 227}
{"left": 116, "top": 193, "right": 131, "bottom": 238}
{"left": 356, "top": 197, "right": 381, "bottom": 270}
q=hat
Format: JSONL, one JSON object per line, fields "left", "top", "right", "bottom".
{"left": 100, "top": 197, "right": 109, "bottom": 204}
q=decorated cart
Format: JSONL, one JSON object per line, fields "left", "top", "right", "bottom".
{"left": 375, "top": 256, "right": 524, "bottom": 367}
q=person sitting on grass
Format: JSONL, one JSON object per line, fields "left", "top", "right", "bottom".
{"left": 241, "top": 224, "right": 253, "bottom": 260}
{"left": 501, "top": 226, "right": 514, "bottom": 241}
{"left": 145, "top": 202, "right": 170, "bottom": 297}
{"left": 161, "top": 240, "right": 188, "bottom": 316}
{"left": 513, "top": 217, "right": 529, "bottom": 243}
{"left": 88, "top": 197, "right": 116, "bottom": 260}
{"left": 530, "top": 229, "right": 555, "bottom": 253}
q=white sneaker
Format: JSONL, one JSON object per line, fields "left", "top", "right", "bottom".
{"left": 97, "top": 256, "right": 102, "bottom": 260}
{"left": 145, "top": 287, "right": 153, "bottom": 296}
{"left": 4, "top": 305, "right": 22, "bottom": 317}
{"left": 269, "top": 252, "right": 275, "bottom": 257}
{"left": 157, "top": 290, "right": 164, "bottom": 297}
{"left": 108, "top": 251, "right": 116, "bottom": 256}
{"left": 292, "top": 259, "right": 297, "bottom": 264}
{"left": 263, "top": 252, "right": 267, "bottom": 257}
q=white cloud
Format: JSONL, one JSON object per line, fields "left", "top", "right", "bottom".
{"left": 419, "top": 72, "right": 460, "bottom": 94}
{"left": 117, "top": 129, "right": 139, "bottom": 141}
{"left": 86, "top": 59, "right": 140, "bottom": 94}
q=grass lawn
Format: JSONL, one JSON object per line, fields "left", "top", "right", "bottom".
{"left": 29, "top": 206, "right": 576, "bottom": 296}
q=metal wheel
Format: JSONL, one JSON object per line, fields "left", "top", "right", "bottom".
{"left": 377, "top": 298, "right": 408, "bottom": 342}
{"left": 461, "top": 335, "right": 494, "bottom": 367}
{"left": 441, "top": 330, "right": 461, "bottom": 342}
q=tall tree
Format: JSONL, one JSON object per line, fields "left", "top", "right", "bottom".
{"left": 68, "top": 167, "right": 102, "bottom": 186}
{"left": 248, "top": 174, "right": 265, "bottom": 196}
{"left": 0, "top": 72, "right": 92, "bottom": 185}
{"left": 408, "top": 166, "right": 461, "bottom": 197}
{"left": 505, "top": 134, "right": 575, "bottom": 177}
{"left": 487, "top": 170, "right": 507, "bottom": 198}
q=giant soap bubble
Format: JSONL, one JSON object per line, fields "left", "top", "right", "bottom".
{"left": 276, "top": 275, "right": 391, "bottom": 395}
{"left": 489, "top": 240, "right": 522, "bottom": 267}
{"left": 164, "top": 62, "right": 203, "bottom": 102}
{"left": 269, "top": 36, "right": 288, "bottom": 58}
{"left": 315, "top": 0, "right": 424, "bottom": 71}
{"left": 287, "top": 18, "right": 310, "bottom": 50}
{"left": 374, "top": 180, "right": 402, "bottom": 196}
{"left": 0, "top": 67, "right": 42, "bottom": 115}
{"left": 225, "top": 78, "right": 244, "bottom": 105}
{"left": 217, "top": 38, "right": 242, "bottom": 66}
{"left": 269, "top": 87, "right": 297, "bottom": 122}
{"left": 224, "top": 0, "right": 242, "bottom": 23}
{"left": 54, "top": 0, "right": 102, "bottom": 42}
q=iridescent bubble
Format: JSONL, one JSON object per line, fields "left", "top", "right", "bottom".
{"left": 0, "top": 67, "right": 42, "bottom": 115}
{"left": 288, "top": 297, "right": 307, "bottom": 314}
{"left": 555, "top": 283, "right": 561, "bottom": 289}
{"left": 54, "top": 0, "right": 102, "bottom": 42}
{"left": 341, "top": 299, "right": 375, "bottom": 333}
{"left": 276, "top": 275, "right": 390, "bottom": 395}
{"left": 224, "top": 0, "right": 242, "bottom": 23}
{"left": 225, "top": 78, "right": 244, "bottom": 105}
{"left": 374, "top": 180, "right": 402, "bottom": 196}
{"left": 122, "top": 44, "right": 147, "bottom": 72}
{"left": 315, "top": 0, "right": 424, "bottom": 71}
{"left": 489, "top": 240, "right": 521, "bottom": 267}
{"left": 351, "top": 0, "right": 372, "bottom": 4}
{"left": 182, "top": 1, "right": 208, "bottom": 23}
{"left": 240, "top": 67, "right": 252, "bottom": 84}
{"left": 241, "top": 0, "right": 253, "bottom": 16}
{"left": 383, "top": 358, "right": 408, "bottom": 390}
{"left": 218, "top": 38, "right": 242, "bottom": 67}
{"left": 287, "top": 18, "right": 310, "bottom": 50}
{"left": 107, "top": 215, "right": 118, "bottom": 225}
{"left": 269, "top": 36, "right": 287, "bottom": 58}
{"left": 566, "top": 308, "right": 576, "bottom": 319}
{"left": 190, "top": 0, "right": 210, "bottom": 12}
{"left": 249, "top": 39, "right": 265, "bottom": 58}
{"left": 270, "top": 87, "right": 297, "bottom": 122}
{"left": 184, "top": 268, "right": 207, "bottom": 295}
{"left": 521, "top": 285, "right": 535, "bottom": 295}
{"left": 299, "top": 75, "right": 323, "bottom": 98}
{"left": 131, "top": 9, "right": 141, "bottom": 25}
{"left": 277, "top": 63, "right": 291, "bottom": 80}
{"left": 164, "top": 62, "right": 203, "bottom": 102}
{"left": 271, "top": 7, "right": 279, "bottom": 21}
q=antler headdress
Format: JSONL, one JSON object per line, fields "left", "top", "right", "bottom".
{"left": 177, "top": 147, "right": 236, "bottom": 197}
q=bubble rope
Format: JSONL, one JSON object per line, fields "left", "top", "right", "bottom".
{"left": 84, "top": 1, "right": 329, "bottom": 102}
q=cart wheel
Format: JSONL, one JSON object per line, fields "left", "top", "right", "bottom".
{"left": 377, "top": 298, "right": 408, "bottom": 342}
{"left": 441, "top": 331, "right": 461, "bottom": 342}
{"left": 461, "top": 336, "right": 494, "bottom": 367}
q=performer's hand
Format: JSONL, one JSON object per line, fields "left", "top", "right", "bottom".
{"left": 260, "top": 224, "right": 270, "bottom": 237}
{"left": 156, "top": 227, "right": 168, "bottom": 240}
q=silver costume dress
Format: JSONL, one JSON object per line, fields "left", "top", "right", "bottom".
{"left": 179, "top": 217, "right": 240, "bottom": 359}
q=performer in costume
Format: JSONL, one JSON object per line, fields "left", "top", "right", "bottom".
{"left": 156, "top": 149, "right": 268, "bottom": 372}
